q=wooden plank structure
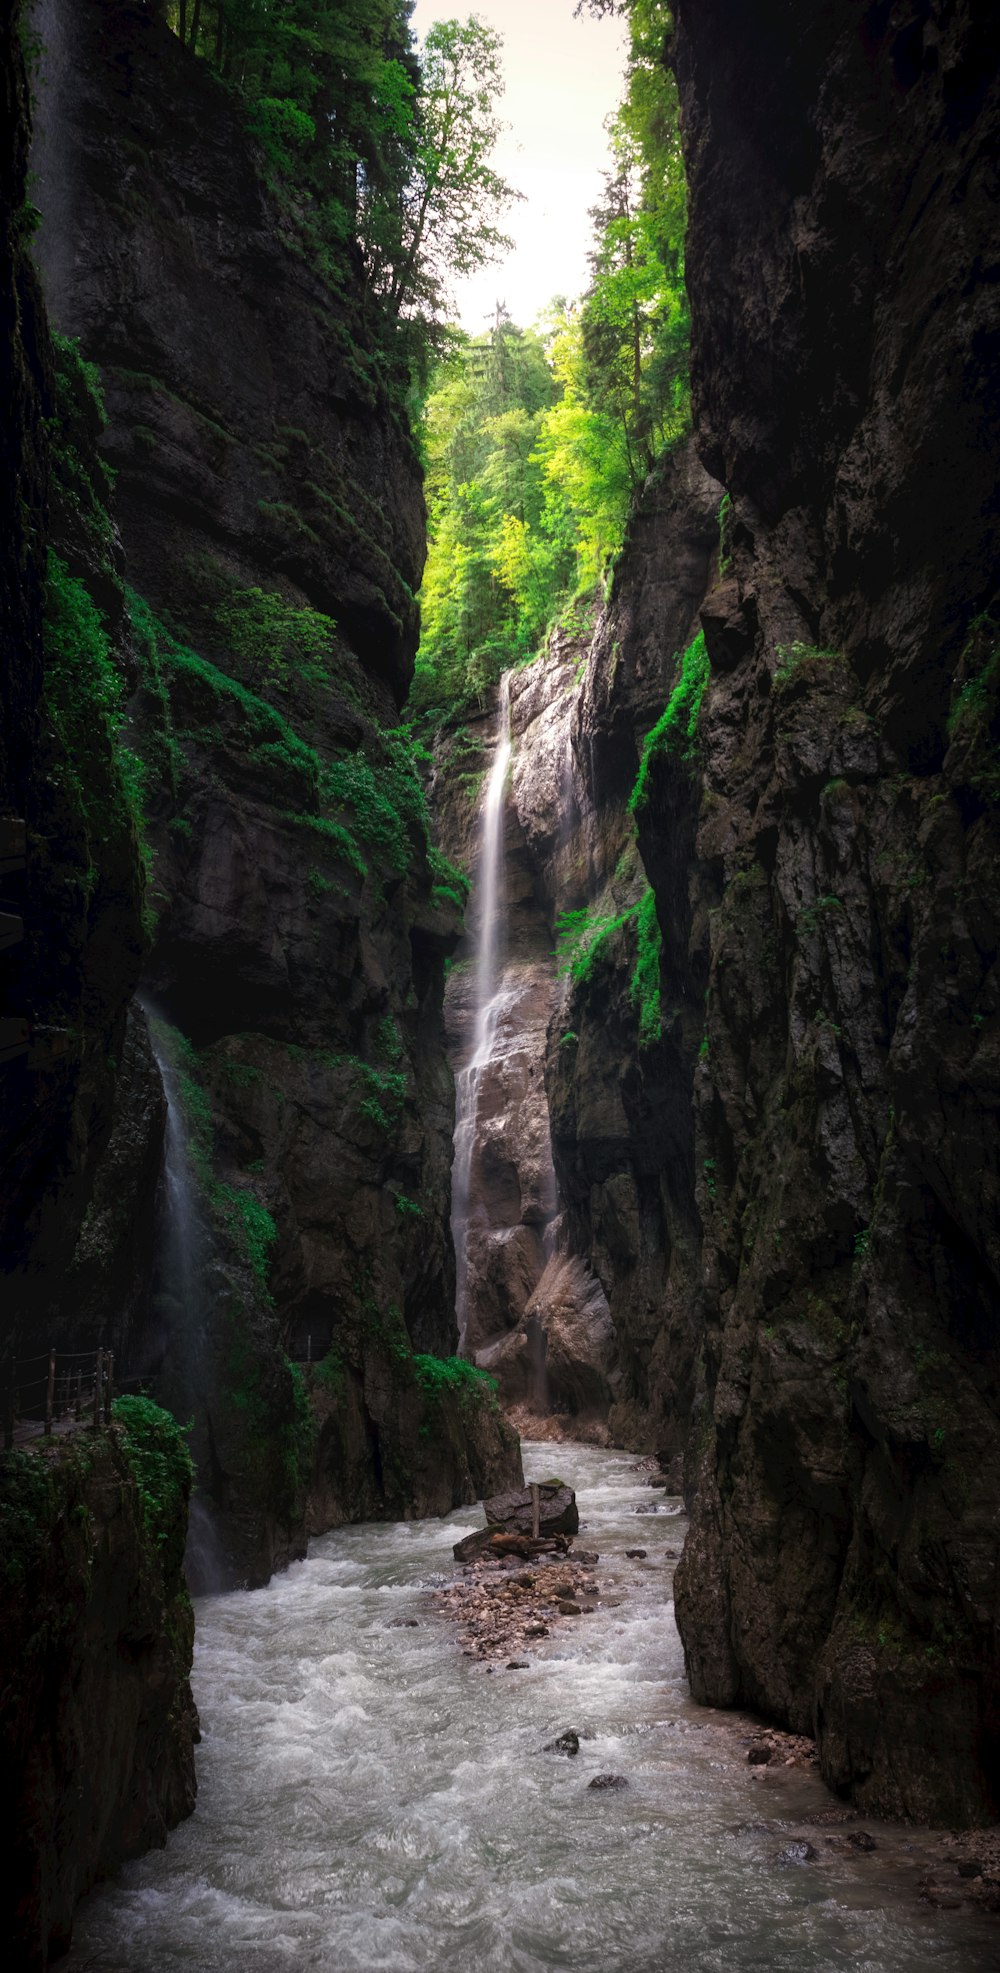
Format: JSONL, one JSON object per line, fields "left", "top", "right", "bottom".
{"left": 0, "top": 1345, "right": 124, "bottom": 1448}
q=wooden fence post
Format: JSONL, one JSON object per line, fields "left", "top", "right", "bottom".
{"left": 104, "top": 1351, "right": 114, "bottom": 1426}
{"left": 531, "top": 1482, "right": 540, "bottom": 1541}
{"left": 2, "top": 1353, "right": 12, "bottom": 1451}
{"left": 92, "top": 1349, "right": 103, "bottom": 1429}
{"left": 45, "top": 1348, "right": 55, "bottom": 1436}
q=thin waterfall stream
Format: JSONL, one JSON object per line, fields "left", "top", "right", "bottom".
{"left": 65, "top": 1443, "right": 998, "bottom": 1972}
{"left": 145, "top": 1008, "right": 227, "bottom": 1595}
{"left": 451, "top": 672, "right": 513, "bottom": 1351}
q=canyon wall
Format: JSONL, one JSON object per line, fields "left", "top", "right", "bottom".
{"left": 23, "top": 0, "right": 518, "bottom": 1588}
{"left": 0, "top": 1418, "right": 198, "bottom": 1971}
{"left": 547, "top": 0, "right": 1000, "bottom": 1822}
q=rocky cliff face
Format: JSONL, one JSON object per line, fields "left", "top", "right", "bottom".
{"left": 0, "top": 1422, "right": 197, "bottom": 1970}
{"left": 545, "top": 0, "right": 1000, "bottom": 1823}
{"left": 25, "top": 0, "right": 518, "bottom": 1586}
{"left": 1, "top": 0, "right": 151, "bottom": 1364}
{"left": 433, "top": 651, "right": 621, "bottom": 1434}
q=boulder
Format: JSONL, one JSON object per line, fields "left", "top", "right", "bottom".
{"left": 544, "top": 1731, "right": 580, "bottom": 1757}
{"left": 484, "top": 1480, "right": 579, "bottom": 1537}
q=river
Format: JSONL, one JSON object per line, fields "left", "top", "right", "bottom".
{"left": 68, "top": 1444, "right": 999, "bottom": 1972}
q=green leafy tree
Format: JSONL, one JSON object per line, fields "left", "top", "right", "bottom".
{"left": 384, "top": 17, "right": 521, "bottom": 320}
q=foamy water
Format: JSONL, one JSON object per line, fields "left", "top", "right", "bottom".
{"left": 67, "top": 1445, "right": 999, "bottom": 1972}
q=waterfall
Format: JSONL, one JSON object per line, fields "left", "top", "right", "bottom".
{"left": 452, "top": 673, "right": 512, "bottom": 1352}
{"left": 144, "top": 1006, "right": 227, "bottom": 1594}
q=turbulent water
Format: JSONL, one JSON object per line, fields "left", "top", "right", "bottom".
{"left": 69, "top": 1446, "right": 997, "bottom": 1972}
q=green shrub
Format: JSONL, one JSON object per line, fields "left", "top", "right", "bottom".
{"left": 112, "top": 1395, "right": 193, "bottom": 1564}
{"left": 630, "top": 629, "right": 709, "bottom": 815}
{"left": 214, "top": 585, "right": 337, "bottom": 689}
{"left": 555, "top": 901, "right": 637, "bottom": 985}
{"left": 413, "top": 1355, "right": 498, "bottom": 1407}
{"left": 629, "top": 887, "right": 662, "bottom": 1048}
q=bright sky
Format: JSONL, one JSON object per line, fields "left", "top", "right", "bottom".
{"left": 409, "top": 0, "right": 628, "bottom": 334}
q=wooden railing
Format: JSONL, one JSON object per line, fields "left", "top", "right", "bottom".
{"left": 0, "top": 1346, "right": 142, "bottom": 1450}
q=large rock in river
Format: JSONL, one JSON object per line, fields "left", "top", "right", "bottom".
{"left": 485, "top": 1481, "right": 579, "bottom": 1537}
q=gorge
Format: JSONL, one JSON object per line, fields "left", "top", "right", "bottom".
{"left": 1, "top": 0, "right": 999, "bottom": 1966}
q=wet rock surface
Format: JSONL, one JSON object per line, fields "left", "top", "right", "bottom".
{"left": 485, "top": 1481, "right": 580, "bottom": 1537}
{"left": 664, "top": 0, "right": 1000, "bottom": 1824}
{"left": 518, "top": 0, "right": 1000, "bottom": 1825}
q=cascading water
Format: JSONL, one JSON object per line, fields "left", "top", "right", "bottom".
{"left": 451, "top": 672, "right": 513, "bottom": 1351}
{"left": 145, "top": 1007, "right": 227, "bottom": 1595}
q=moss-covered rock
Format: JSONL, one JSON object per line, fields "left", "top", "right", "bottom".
{"left": 0, "top": 1420, "right": 197, "bottom": 1968}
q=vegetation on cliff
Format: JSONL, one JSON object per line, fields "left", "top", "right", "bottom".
{"left": 411, "top": 0, "right": 685, "bottom": 712}
{"left": 160, "top": 1, "right": 519, "bottom": 364}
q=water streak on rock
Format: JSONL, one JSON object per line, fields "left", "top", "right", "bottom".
{"left": 452, "top": 673, "right": 512, "bottom": 1350}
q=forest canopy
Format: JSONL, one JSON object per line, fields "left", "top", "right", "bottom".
{"left": 412, "top": 0, "right": 687, "bottom": 715}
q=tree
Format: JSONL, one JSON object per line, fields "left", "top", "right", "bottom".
{"left": 385, "top": 17, "right": 521, "bottom": 320}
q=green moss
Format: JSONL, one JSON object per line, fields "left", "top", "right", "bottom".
{"left": 629, "top": 629, "right": 710, "bottom": 813}
{"left": 371, "top": 1018, "right": 399, "bottom": 1066}
{"left": 413, "top": 1354, "right": 499, "bottom": 1408}
{"left": 48, "top": 334, "right": 115, "bottom": 570}
{"left": 42, "top": 552, "right": 150, "bottom": 925}
{"left": 314, "top": 1346, "right": 347, "bottom": 1398}
{"left": 355, "top": 1062, "right": 407, "bottom": 1131}
{"left": 555, "top": 902, "right": 637, "bottom": 984}
{"left": 130, "top": 592, "right": 320, "bottom": 803}
{"left": 797, "top": 893, "right": 843, "bottom": 937}
{"left": 394, "top": 1192, "right": 424, "bottom": 1218}
{"left": 773, "top": 640, "right": 843, "bottom": 688}
{"left": 214, "top": 585, "right": 337, "bottom": 689}
{"left": 154, "top": 1021, "right": 278, "bottom": 1298}
{"left": 111, "top": 1395, "right": 193, "bottom": 1570}
{"left": 629, "top": 886, "right": 662, "bottom": 1048}
{"left": 322, "top": 723, "right": 429, "bottom": 877}
{"left": 283, "top": 811, "right": 368, "bottom": 877}
{"left": 217, "top": 1188, "right": 277, "bottom": 1288}
{"left": 428, "top": 845, "right": 470, "bottom": 901}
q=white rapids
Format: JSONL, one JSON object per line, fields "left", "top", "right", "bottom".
{"left": 67, "top": 1445, "right": 998, "bottom": 1973}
